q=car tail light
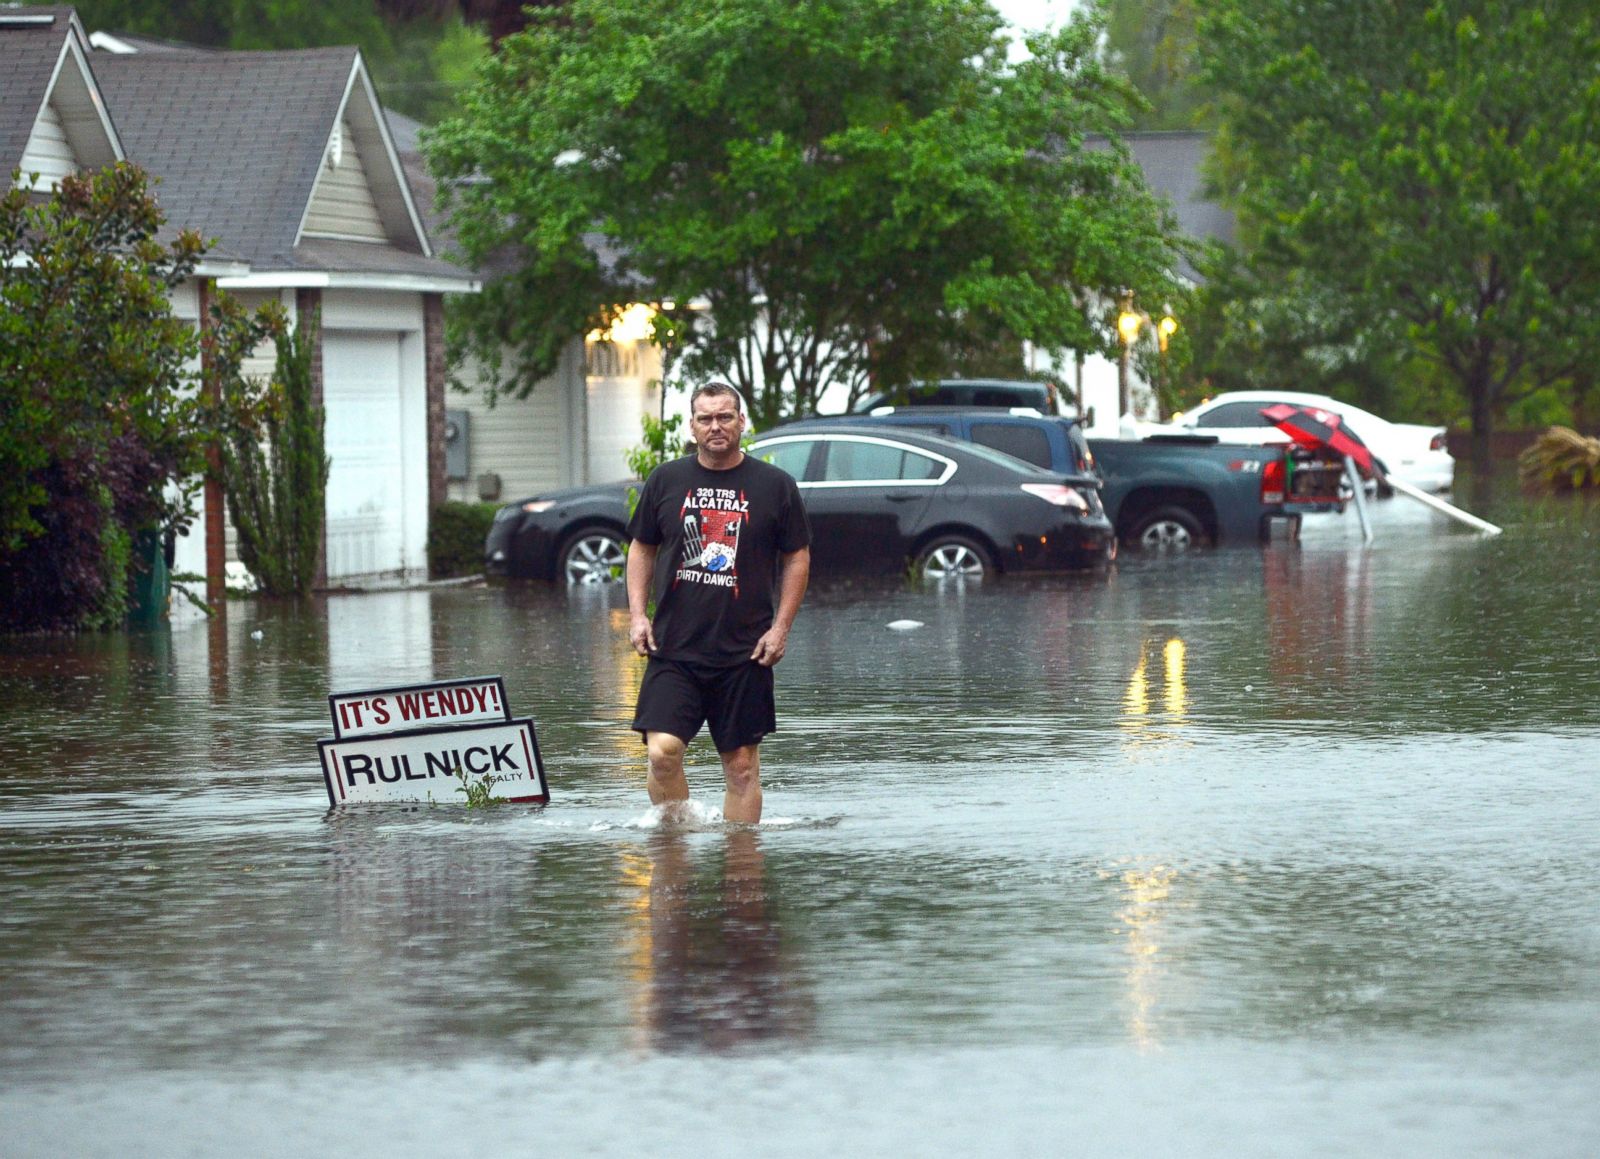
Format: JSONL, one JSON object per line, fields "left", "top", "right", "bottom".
{"left": 520, "top": 499, "right": 557, "bottom": 514}
{"left": 1020, "top": 483, "right": 1088, "bottom": 512}
{"left": 1260, "top": 458, "right": 1286, "bottom": 505}
{"left": 1429, "top": 432, "right": 1448, "bottom": 451}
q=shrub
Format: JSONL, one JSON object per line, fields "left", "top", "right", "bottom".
{"left": 1519, "top": 426, "right": 1600, "bottom": 491}
{"left": 428, "top": 501, "right": 500, "bottom": 578}
{"left": 1, "top": 164, "right": 278, "bottom": 631}
{"left": 223, "top": 313, "right": 329, "bottom": 596}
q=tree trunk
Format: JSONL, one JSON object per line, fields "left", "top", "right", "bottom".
{"left": 1467, "top": 366, "right": 1495, "bottom": 468}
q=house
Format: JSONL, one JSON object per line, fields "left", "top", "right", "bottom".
{"left": 5, "top": 5, "right": 481, "bottom": 610}
{"left": 89, "top": 33, "right": 481, "bottom": 590}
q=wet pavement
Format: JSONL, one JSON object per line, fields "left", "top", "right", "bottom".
{"left": 3, "top": 478, "right": 1599, "bottom": 1156}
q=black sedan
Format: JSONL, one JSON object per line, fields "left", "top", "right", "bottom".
{"left": 484, "top": 424, "right": 1114, "bottom": 582}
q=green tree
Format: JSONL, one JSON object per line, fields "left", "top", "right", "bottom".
{"left": 1, "top": 164, "right": 278, "bottom": 631}
{"left": 222, "top": 313, "right": 330, "bottom": 596}
{"left": 1198, "top": 1, "right": 1600, "bottom": 453}
{"left": 427, "top": 0, "right": 1180, "bottom": 428}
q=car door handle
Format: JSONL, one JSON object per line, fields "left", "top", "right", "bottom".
{"left": 886, "top": 492, "right": 922, "bottom": 502}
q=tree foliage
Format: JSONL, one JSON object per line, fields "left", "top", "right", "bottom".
{"left": 1196, "top": 0, "right": 1600, "bottom": 446}
{"left": 1102, "top": 0, "right": 1207, "bottom": 130}
{"left": 222, "top": 313, "right": 330, "bottom": 597}
{"left": 57, "top": 0, "right": 510, "bottom": 122}
{"left": 1, "top": 164, "right": 278, "bottom": 632}
{"left": 427, "top": 0, "right": 1181, "bottom": 427}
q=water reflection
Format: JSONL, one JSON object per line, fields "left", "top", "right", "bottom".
{"left": 625, "top": 830, "right": 811, "bottom": 1054}
{"left": 1261, "top": 544, "right": 1378, "bottom": 691}
{"left": 1120, "top": 635, "right": 1190, "bottom": 748}
{"left": 1109, "top": 860, "right": 1182, "bottom": 1051}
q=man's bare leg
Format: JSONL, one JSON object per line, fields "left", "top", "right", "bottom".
{"left": 720, "top": 743, "right": 762, "bottom": 824}
{"left": 646, "top": 732, "right": 690, "bottom": 816}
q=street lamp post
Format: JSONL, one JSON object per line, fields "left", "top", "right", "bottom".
{"left": 1156, "top": 313, "right": 1178, "bottom": 416}
{"left": 1117, "top": 301, "right": 1143, "bottom": 419}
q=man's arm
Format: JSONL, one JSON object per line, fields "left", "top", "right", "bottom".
{"left": 751, "top": 546, "right": 810, "bottom": 667}
{"left": 627, "top": 539, "right": 658, "bottom": 655}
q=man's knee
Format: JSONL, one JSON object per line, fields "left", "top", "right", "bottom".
{"left": 720, "top": 744, "right": 761, "bottom": 792}
{"left": 646, "top": 732, "right": 687, "bottom": 774}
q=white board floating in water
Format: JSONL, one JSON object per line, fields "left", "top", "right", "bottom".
{"left": 887, "top": 620, "right": 925, "bottom": 631}
{"left": 1388, "top": 476, "right": 1503, "bottom": 536}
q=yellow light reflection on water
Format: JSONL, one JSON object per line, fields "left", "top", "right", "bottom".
{"left": 619, "top": 849, "right": 655, "bottom": 1055}
{"left": 1163, "top": 637, "right": 1188, "bottom": 718}
{"left": 1120, "top": 636, "right": 1189, "bottom": 747}
{"left": 1108, "top": 861, "right": 1179, "bottom": 1051}
{"left": 603, "top": 607, "right": 649, "bottom": 777}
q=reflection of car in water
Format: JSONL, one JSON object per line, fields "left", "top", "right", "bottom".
{"left": 640, "top": 830, "right": 812, "bottom": 1053}
{"left": 1149, "top": 390, "right": 1455, "bottom": 494}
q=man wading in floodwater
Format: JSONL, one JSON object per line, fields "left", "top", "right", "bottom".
{"left": 626, "top": 382, "right": 811, "bottom": 823}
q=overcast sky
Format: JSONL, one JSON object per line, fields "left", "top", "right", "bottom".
{"left": 991, "top": 0, "right": 1081, "bottom": 34}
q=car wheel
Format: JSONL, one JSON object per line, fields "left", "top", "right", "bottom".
{"left": 914, "top": 535, "right": 994, "bottom": 580}
{"left": 558, "top": 526, "right": 627, "bottom": 584}
{"left": 1127, "top": 506, "right": 1205, "bottom": 553}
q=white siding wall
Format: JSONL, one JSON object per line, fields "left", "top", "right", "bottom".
{"left": 445, "top": 340, "right": 585, "bottom": 505}
{"left": 18, "top": 102, "right": 77, "bottom": 189}
{"left": 302, "top": 119, "right": 387, "bottom": 242}
{"left": 442, "top": 337, "right": 663, "bottom": 504}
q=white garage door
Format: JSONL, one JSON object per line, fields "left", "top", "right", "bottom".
{"left": 323, "top": 332, "right": 407, "bottom": 580}
{"left": 587, "top": 375, "right": 658, "bottom": 483}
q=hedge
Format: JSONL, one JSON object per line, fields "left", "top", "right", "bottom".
{"left": 428, "top": 501, "right": 501, "bottom": 579}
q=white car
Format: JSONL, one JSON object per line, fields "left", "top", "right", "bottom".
{"left": 1157, "top": 390, "right": 1454, "bottom": 493}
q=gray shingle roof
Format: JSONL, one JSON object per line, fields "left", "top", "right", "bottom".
{"left": 1123, "top": 131, "right": 1236, "bottom": 281}
{"left": 93, "top": 46, "right": 353, "bottom": 264}
{"left": 93, "top": 44, "right": 470, "bottom": 282}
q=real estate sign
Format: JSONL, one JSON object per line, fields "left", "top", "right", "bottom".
{"left": 318, "top": 677, "right": 548, "bottom": 806}
{"left": 328, "top": 676, "right": 509, "bottom": 739}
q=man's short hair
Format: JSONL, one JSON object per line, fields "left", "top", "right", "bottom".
{"left": 690, "top": 381, "right": 746, "bottom": 417}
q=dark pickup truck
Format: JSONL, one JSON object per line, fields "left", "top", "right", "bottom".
{"left": 804, "top": 407, "right": 1319, "bottom": 550}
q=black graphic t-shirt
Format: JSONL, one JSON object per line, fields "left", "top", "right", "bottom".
{"left": 626, "top": 454, "right": 811, "bottom": 665}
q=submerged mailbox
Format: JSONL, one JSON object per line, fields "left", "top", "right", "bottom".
{"left": 318, "top": 676, "right": 549, "bottom": 806}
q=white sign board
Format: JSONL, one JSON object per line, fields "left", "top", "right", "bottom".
{"left": 328, "top": 676, "right": 509, "bottom": 739}
{"left": 319, "top": 717, "right": 549, "bottom": 806}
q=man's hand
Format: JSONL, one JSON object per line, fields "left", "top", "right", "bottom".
{"left": 751, "top": 625, "right": 788, "bottom": 667}
{"left": 626, "top": 539, "right": 658, "bottom": 656}
{"left": 630, "top": 613, "right": 657, "bottom": 657}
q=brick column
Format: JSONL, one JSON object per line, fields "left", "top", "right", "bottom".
{"left": 199, "top": 278, "right": 225, "bottom": 613}
{"left": 425, "top": 292, "right": 447, "bottom": 512}
{"left": 296, "top": 288, "right": 327, "bottom": 589}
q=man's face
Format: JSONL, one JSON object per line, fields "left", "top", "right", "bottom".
{"left": 691, "top": 394, "right": 744, "bottom": 452}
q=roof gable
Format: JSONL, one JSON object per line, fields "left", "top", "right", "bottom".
{"left": 92, "top": 45, "right": 430, "bottom": 267}
{"left": 1, "top": 6, "right": 121, "bottom": 187}
{"left": 297, "top": 55, "right": 430, "bottom": 253}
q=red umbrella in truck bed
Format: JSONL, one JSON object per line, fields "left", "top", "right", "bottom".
{"left": 1260, "top": 403, "right": 1383, "bottom": 480}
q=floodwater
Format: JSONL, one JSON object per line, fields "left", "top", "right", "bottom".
{"left": 3, "top": 478, "right": 1599, "bottom": 1157}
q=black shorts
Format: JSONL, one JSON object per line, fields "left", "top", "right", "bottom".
{"left": 631, "top": 657, "right": 776, "bottom": 752}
